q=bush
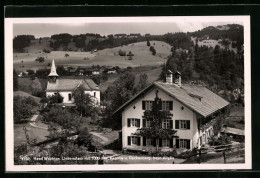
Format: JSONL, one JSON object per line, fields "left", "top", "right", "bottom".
{"left": 127, "top": 51, "right": 134, "bottom": 56}
{"left": 35, "top": 57, "right": 45, "bottom": 63}
{"left": 149, "top": 46, "right": 156, "bottom": 55}
{"left": 208, "top": 134, "right": 231, "bottom": 146}
{"left": 43, "top": 49, "right": 51, "bottom": 53}
{"left": 118, "top": 49, "right": 126, "bottom": 56}
{"left": 13, "top": 96, "right": 37, "bottom": 123}
{"left": 75, "top": 127, "right": 93, "bottom": 148}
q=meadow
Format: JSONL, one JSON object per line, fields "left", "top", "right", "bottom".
{"left": 14, "top": 40, "right": 171, "bottom": 72}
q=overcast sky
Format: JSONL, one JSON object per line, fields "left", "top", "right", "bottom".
{"left": 13, "top": 22, "right": 243, "bottom": 38}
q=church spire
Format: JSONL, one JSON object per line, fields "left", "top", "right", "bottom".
{"left": 48, "top": 59, "right": 59, "bottom": 77}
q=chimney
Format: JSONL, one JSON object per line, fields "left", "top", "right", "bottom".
{"left": 166, "top": 70, "right": 173, "bottom": 84}
{"left": 174, "top": 71, "right": 182, "bottom": 87}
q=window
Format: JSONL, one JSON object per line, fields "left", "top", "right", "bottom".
{"left": 162, "top": 119, "right": 170, "bottom": 129}
{"left": 175, "top": 120, "right": 190, "bottom": 129}
{"left": 143, "top": 100, "right": 173, "bottom": 111}
{"left": 143, "top": 137, "right": 154, "bottom": 147}
{"left": 180, "top": 120, "right": 187, "bottom": 129}
{"left": 132, "top": 137, "right": 139, "bottom": 145}
{"left": 162, "top": 119, "right": 173, "bottom": 129}
{"left": 162, "top": 138, "right": 170, "bottom": 147}
{"left": 127, "top": 118, "right": 140, "bottom": 127}
{"left": 143, "top": 119, "right": 151, "bottom": 128}
{"left": 94, "top": 92, "right": 96, "bottom": 97}
{"left": 179, "top": 139, "right": 187, "bottom": 148}
{"left": 176, "top": 139, "right": 190, "bottom": 149}
{"left": 162, "top": 101, "right": 173, "bottom": 111}
{"left": 142, "top": 100, "right": 153, "bottom": 110}
{"left": 128, "top": 136, "right": 141, "bottom": 146}
{"left": 146, "top": 120, "right": 151, "bottom": 127}
{"left": 146, "top": 138, "right": 153, "bottom": 146}
{"left": 68, "top": 93, "right": 72, "bottom": 101}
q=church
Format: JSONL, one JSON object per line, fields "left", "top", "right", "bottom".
{"left": 46, "top": 60, "right": 100, "bottom": 105}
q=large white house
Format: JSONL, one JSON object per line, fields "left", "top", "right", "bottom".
{"left": 46, "top": 60, "right": 100, "bottom": 105}
{"left": 114, "top": 71, "right": 229, "bottom": 151}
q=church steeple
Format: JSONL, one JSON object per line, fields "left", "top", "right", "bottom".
{"left": 48, "top": 59, "right": 59, "bottom": 82}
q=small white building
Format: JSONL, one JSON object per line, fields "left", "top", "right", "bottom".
{"left": 46, "top": 60, "right": 100, "bottom": 105}
{"left": 114, "top": 71, "right": 229, "bottom": 152}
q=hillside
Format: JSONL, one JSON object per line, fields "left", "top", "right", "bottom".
{"left": 189, "top": 24, "right": 243, "bottom": 51}
{"left": 14, "top": 41, "right": 172, "bottom": 71}
{"left": 14, "top": 91, "right": 41, "bottom": 103}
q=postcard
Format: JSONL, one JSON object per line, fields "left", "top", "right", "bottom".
{"left": 5, "top": 16, "right": 251, "bottom": 171}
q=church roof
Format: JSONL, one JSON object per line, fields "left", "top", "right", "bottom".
{"left": 46, "top": 78, "right": 99, "bottom": 92}
{"left": 113, "top": 81, "right": 229, "bottom": 118}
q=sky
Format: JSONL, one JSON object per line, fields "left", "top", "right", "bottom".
{"left": 13, "top": 21, "right": 244, "bottom": 38}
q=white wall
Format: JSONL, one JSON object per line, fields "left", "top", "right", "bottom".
{"left": 46, "top": 90, "right": 100, "bottom": 104}
{"left": 84, "top": 90, "right": 100, "bottom": 105}
{"left": 122, "top": 86, "right": 199, "bottom": 150}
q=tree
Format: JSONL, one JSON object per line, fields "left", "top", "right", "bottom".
{"left": 48, "top": 93, "right": 64, "bottom": 104}
{"left": 31, "top": 77, "right": 42, "bottom": 96}
{"left": 35, "top": 57, "right": 45, "bottom": 63}
{"left": 13, "top": 96, "right": 37, "bottom": 123}
{"left": 75, "top": 126, "right": 93, "bottom": 148}
{"left": 104, "top": 72, "right": 135, "bottom": 113}
{"left": 13, "top": 35, "right": 35, "bottom": 52}
{"left": 135, "top": 90, "right": 177, "bottom": 151}
{"left": 149, "top": 46, "right": 156, "bottom": 55}
{"left": 72, "top": 85, "right": 99, "bottom": 117}
{"left": 134, "top": 73, "right": 148, "bottom": 94}
{"left": 13, "top": 70, "right": 18, "bottom": 91}
{"left": 147, "top": 40, "right": 150, "bottom": 46}
{"left": 44, "top": 106, "right": 87, "bottom": 136}
{"left": 56, "top": 65, "right": 69, "bottom": 76}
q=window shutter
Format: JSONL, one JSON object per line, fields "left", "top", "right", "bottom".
{"left": 143, "top": 119, "right": 146, "bottom": 128}
{"left": 143, "top": 137, "right": 146, "bottom": 146}
{"left": 169, "top": 101, "right": 173, "bottom": 110}
{"left": 127, "top": 119, "right": 131, "bottom": 127}
{"left": 159, "top": 138, "right": 162, "bottom": 147}
{"left": 170, "top": 120, "right": 173, "bottom": 129}
{"left": 128, "top": 136, "right": 131, "bottom": 145}
{"left": 170, "top": 139, "right": 173, "bottom": 148}
{"left": 153, "top": 138, "right": 156, "bottom": 147}
{"left": 176, "top": 139, "right": 179, "bottom": 148}
{"left": 142, "top": 101, "right": 146, "bottom": 110}
{"left": 137, "top": 137, "right": 141, "bottom": 146}
{"left": 187, "top": 139, "right": 190, "bottom": 149}
{"left": 187, "top": 120, "right": 190, "bottom": 129}
{"left": 175, "top": 120, "right": 179, "bottom": 129}
{"left": 137, "top": 119, "right": 140, "bottom": 127}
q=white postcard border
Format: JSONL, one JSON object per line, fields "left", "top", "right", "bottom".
{"left": 5, "top": 16, "right": 251, "bottom": 172}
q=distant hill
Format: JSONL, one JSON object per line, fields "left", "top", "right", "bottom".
{"left": 13, "top": 24, "right": 243, "bottom": 54}
{"left": 189, "top": 24, "right": 243, "bottom": 51}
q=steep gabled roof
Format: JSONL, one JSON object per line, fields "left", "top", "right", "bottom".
{"left": 113, "top": 81, "right": 229, "bottom": 118}
{"left": 46, "top": 78, "right": 99, "bottom": 92}
{"left": 48, "top": 59, "right": 59, "bottom": 77}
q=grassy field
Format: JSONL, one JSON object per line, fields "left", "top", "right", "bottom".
{"left": 17, "top": 77, "right": 47, "bottom": 95}
{"left": 14, "top": 91, "right": 41, "bottom": 103}
{"left": 14, "top": 123, "right": 49, "bottom": 146}
{"left": 14, "top": 41, "right": 171, "bottom": 71}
